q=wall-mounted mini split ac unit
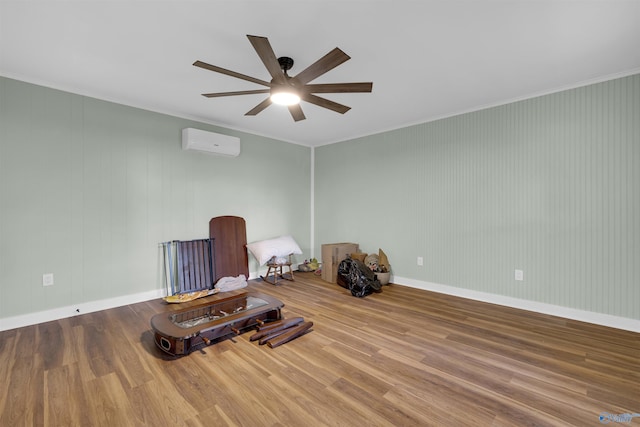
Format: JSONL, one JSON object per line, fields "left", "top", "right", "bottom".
{"left": 181, "top": 128, "right": 241, "bottom": 157}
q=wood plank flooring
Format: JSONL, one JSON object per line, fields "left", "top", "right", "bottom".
{"left": 0, "top": 273, "right": 638, "bottom": 426}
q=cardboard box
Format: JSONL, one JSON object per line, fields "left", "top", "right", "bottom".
{"left": 321, "top": 243, "right": 359, "bottom": 283}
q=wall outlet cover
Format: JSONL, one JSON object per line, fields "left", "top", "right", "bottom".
{"left": 43, "top": 273, "right": 54, "bottom": 286}
{"left": 515, "top": 269, "right": 524, "bottom": 281}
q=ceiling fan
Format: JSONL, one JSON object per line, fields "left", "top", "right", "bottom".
{"left": 193, "top": 35, "right": 373, "bottom": 122}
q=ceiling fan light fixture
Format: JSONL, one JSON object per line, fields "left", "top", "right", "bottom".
{"left": 270, "top": 90, "right": 300, "bottom": 106}
{"left": 195, "top": 35, "right": 373, "bottom": 121}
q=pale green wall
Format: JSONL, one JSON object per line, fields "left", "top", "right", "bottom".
{"left": 0, "top": 77, "right": 310, "bottom": 319}
{"left": 3, "top": 74, "right": 638, "bottom": 324}
{"left": 315, "top": 74, "right": 639, "bottom": 320}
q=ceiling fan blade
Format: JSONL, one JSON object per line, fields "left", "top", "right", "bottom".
{"left": 245, "top": 98, "right": 272, "bottom": 116}
{"left": 293, "top": 48, "right": 350, "bottom": 85}
{"left": 301, "top": 93, "right": 351, "bottom": 114}
{"left": 247, "top": 35, "right": 286, "bottom": 84}
{"left": 202, "top": 89, "right": 270, "bottom": 98}
{"left": 304, "top": 82, "right": 373, "bottom": 94}
{"left": 288, "top": 104, "right": 306, "bottom": 122}
{"left": 193, "top": 60, "right": 271, "bottom": 87}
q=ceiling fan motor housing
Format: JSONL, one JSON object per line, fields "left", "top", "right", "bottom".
{"left": 278, "top": 56, "right": 294, "bottom": 72}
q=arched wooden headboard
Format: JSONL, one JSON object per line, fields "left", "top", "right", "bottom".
{"left": 209, "top": 216, "right": 249, "bottom": 283}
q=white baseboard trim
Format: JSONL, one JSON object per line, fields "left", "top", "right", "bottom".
{"left": 0, "top": 272, "right": 267, "bottom": 332}
{"left": 3, "top": 277, "right": 638, "bottom": 334}
{"left": 0, "top": 289, "right": 165, "bottom": 332}
{"left": 393, "top": 276, "right": 640, "bottom": 333}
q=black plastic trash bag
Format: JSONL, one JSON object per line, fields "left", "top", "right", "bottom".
{"left": 337, "top": 258, "right": 382, "bottom": 297}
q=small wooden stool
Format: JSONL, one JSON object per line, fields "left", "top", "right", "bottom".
{"left": 260, "top": 254, "right": 295, "bottom": 285}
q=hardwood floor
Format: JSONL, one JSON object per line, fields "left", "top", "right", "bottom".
{"left": 0, "top": 273, "right": 638, "bottom": 426}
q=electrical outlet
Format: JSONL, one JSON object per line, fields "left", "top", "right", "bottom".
{"left": 417, "top": 257, "right": 424, "bottom": 266}
{"left": 43, "top": 273, "right": 54, "bottom": 286}
{"left": 514, "top": 269, "right": 524, "bottom": 281}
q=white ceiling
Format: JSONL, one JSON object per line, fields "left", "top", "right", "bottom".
{"left": 2, "top": 1, "right": 640, "bottom": 147}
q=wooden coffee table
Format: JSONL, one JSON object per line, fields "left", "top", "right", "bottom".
{"left": 150, "top": 290, "right": 283, "bottom": 356}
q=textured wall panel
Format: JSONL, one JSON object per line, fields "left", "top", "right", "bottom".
{"left": 316, "top": 74, "right": 639, "bottom": 319}
{"left": 0, "top": 77, "right": 311, "bottom": 320}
